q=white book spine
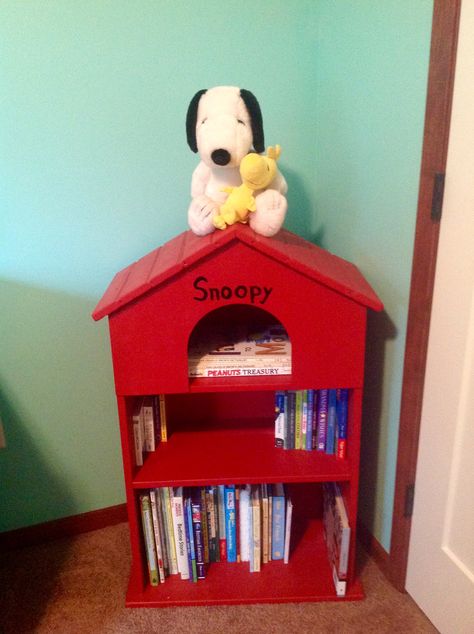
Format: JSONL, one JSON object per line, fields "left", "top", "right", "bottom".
{"left": 239, "top": 484, "right": 251, "bottom": 562}
{"left": 170, "top": 488, "right": 190, "bottom": 580}
{"left": 142, "top": 399, "right": 155, "bottom": 452}
{"left": 283, "top": 497, "right": 293, "bottom": 564}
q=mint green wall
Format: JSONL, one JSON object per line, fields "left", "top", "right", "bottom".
{"left": 0, "top": 0, "right": 432, "bottom": 551}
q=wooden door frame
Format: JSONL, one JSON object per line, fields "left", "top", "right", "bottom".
{"left": 388, "top": 0, "right": 461, "bottom": 591}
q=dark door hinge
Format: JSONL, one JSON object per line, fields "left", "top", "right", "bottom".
{"left": 431, "top": 172, "right": 445, "bottom": 221}
{"left": 404, "top": 483, "right": 415, "bottom": 518}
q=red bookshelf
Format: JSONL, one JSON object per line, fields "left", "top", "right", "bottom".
{"left": 93, "top": 224, "right": 382, "bottom": 607}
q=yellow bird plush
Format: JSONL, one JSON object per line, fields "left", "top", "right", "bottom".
{"left": 213, "top": 145, "right": 281, "bottom": 230}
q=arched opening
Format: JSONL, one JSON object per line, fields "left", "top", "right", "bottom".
{"left": 187, "top": 304, "right": 292, "bottom": 379}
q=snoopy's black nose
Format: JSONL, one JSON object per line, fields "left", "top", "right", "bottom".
{"left": 211, "top": 149, "right": 231, "bottom": 166}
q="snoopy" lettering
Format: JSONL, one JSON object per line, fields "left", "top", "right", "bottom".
{"left": 192, "top": 276, "right": 273, "bottom": 305}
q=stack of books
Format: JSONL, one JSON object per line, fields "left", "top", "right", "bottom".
{"left": 188, "top": 323, "right": 291, "bottom": 378}
{"left": 322, "top": 482, "right": 351, "bottom": 597}
{"left": 139, "top": 483, "right": 292, "bottom": 585}
{"left": 274, "top": 388, "right": 349, "bottom": 458}
{"left": 132, "top": 395, "right": 168, "bottom": 467}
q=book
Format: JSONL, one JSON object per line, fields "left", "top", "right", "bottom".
{"left": 160, "top": 487, "right": 178, "bottom": 574}
{"left": 295, "top": 391, "right": 303, "bottom": 450}
{"left": 251, "top": 485, "right": 261, "bottom": 572}
{"left": 316, "top": 389, "right": 328, "bottom": 451}
{"left": 325, "top": 389, "right": 337, "bottom": 455}
{"left": 287, "top": 390, "right": 296, "bottom": 450}
{"left": 184, "top": 495, "right": 197, "bottom": 582}
{"left": 261, "top": 484, "right": 269, "bottom": 564}
{"left": 158, "top": 394, "right": 168, "bottom": 442}
{"left": 301, "top": 390, "right": 308, "bottom": 449}
{"left": 323, "top": 482, "right": 351, "bottom": 586}
{"left": 191, "top": 489, "right": 206, "bottom": 579}
{"left": 271, "top": 483, "right": 285, "bottom": 560}
{"left": 206, "top": 485, "right": 219, "bottom": 562}
{"left": 306, "top": 389, "right": 315, "bottom": 450}
{"left": 142, "top": 396, "right": 156, "bottom": 452}
{"left": 283, "top": 496, "right": 293, "bottom": 564}
{"left": 200, "top": 487, "right": 210, "bottom": 564}
{"left": 336, "top": 388, "right": 349, "bottom": 460}
{"left": 132, "top": 399, "right": 144, "bottom": 467}
{"left": 150, "top": 489, "right": 166, "bottom": 583}
{"left": 239, "top": 484, "right": 251, "bottom": 562}
{"left": 170, "top": 487, "right": 190, "bottom": 580}
{"left": 139, "top": 494, "right": 159, "bottom": 586}
{"left": 274, "top": 391, "right": 285, "bottom": 448}
{"left": 217, "top": 485, "right": 227, "bottom": 561}
{"left": 188, "top": 323, "right": 292, "bottom": 377}
{"left": 224, "top": 485, "right": 237, "bottom": 562}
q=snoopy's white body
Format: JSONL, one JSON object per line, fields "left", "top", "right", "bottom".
{"left": 187, "top": 86, "right": 287, "bottom": 237}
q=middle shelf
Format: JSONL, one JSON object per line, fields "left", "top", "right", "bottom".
{"left": 132, "top": 427, "right": 351, "bottom": 488}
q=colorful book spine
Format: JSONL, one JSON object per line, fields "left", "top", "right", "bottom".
{"left": 161, "top": 487, "right": 178, "bottom": 575}
{"left": 295, "top": 391, "right": 303, "bottom": 449}
{"left": 336, "top": 389, "right": 349, "bottom": 460}
{"left": 158, "top": 394, "right": 168, "bottom": 442}
{"left": 325, "top": 389, "right": 337, "bottom": 455}
{"left": 251, "top": 486, "right": 261, "bottom": 572}
{"left": 140, "top": 494, "right": 159, "bottom": 586}
{"left": 149, "top": 490, "right": 166, "bottom": 583}
{"left": 317, "top": 389, "right": 328, "bottom": 451}
{"left": 200, "top": 487, "right": 210, "bottom": 564}
{"left": 287, "top": 390, "right": 296, "bottom": 449}
{"left": 271, "top": 483, "right": 285, "bottom": 560}
{"left": 305, "top": 389, "right": 315, "bottom": 450}
{"left": 132, "top": 400, "right": 144, "bottom": 467}
{"left": 274, "top": 391, "right": 285, "bottom": 448}
{"left": 224, "top": 485, "right": 237, "bottom": 563}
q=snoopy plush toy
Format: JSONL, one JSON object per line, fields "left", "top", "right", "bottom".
{"left": 186, "top": 86, "right": 288, "bottom": 237}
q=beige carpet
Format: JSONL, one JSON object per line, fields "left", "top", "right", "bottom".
{"left": 0, "top": 522, "right": 437, "bottom": 634}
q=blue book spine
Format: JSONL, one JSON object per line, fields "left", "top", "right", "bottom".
{"left": 271, "top": 484, "right": 286, "bottom": 560}
{"left": 336, "top": 388, "right": 349, "bottom": 460}
{"left": 184, "top": 496, "right": 197, "bottom": 582}
{"left": 317, "top": 389, "right": 328, "bottom": 451}
{"left": 326, "top": 389, "right": 337, "bottom": 455}
{"left": 305, "top": 390, "right": 315, "bottom": 450}
{"left": 224, "top": 485, "right": 237, "bottom": 563}
{"left": 274, "top": 390, "right": 285, "bottom": 448}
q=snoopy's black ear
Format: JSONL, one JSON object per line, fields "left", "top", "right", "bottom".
{"left": 240, "top": 89, "right": 265, "bottom": 153}
{"left": 186, "top": 89, "right": 207, "bottom": 152}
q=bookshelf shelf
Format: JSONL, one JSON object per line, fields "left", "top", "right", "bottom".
{"left": 93, "top": 224, "right": 383, "bottom": 608}
{"left": 133, "top": 429, "right": 351, "bottom": 488}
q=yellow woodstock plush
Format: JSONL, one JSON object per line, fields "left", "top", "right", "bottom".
{"left": 213, "top": 145, "right": 282, "bottom": 230}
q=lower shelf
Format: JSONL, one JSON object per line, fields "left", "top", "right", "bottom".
{"left": 125, "top": 516, "right": 363, "bottom": 607}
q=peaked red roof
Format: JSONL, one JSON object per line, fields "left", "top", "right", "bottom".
{"left": 92, "top": 224, "right": 383, "bottom": 321}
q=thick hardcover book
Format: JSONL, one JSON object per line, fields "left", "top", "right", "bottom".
{"left": 170, "top": 487, "right": 190, "bottom": 580}
{"left": 224, "top": 485, "right": 237, "bottom": 563}
{"left": 271, "top": 483, "right": 286, "bottom": 560}
{"left": 191, "top": 489, "right": 206, "bottom": 579}
{"left": 336, "top": 388, "right": 349, "bottom": 460}
{"left": 325, "top": 389, "right": 337, "bottom": 455}
{"left": 274, "top": 391, "right": 285, "bottom": 448}
{"left": 188, "top": 323, "right": 292, "bottom": 377}
{"left": 140, "top": 494, "right": 159, "bottom": 586}
{"left": 317, "top": 389, "right": 328, "bottom": 451}
{"left": 184, "top": 496, "right": 197, "bottom": 582}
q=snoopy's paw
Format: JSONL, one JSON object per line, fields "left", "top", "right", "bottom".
{"left": 250, "top": 190, "right": 288, "bottom": 237}
{"left": 188, "top": 196, "right": 219, "bottom": 236}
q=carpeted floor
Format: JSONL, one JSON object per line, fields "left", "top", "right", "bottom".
{"left": 0, "top": 522, "right": 437, "bottom": 634}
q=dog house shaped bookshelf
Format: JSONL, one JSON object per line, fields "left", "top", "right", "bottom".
{"left": 93, "top": 223, "right": 383, "bottom": 607}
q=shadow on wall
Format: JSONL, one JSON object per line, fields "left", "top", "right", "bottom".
{"left": 0, "top": 387, "right": 74, "bottom": 632}
{"left": 358, "top": 309, "right": 397, "bottom": 539}
{"left": 283, "top": 166, "right": 318, "bottom": 242}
